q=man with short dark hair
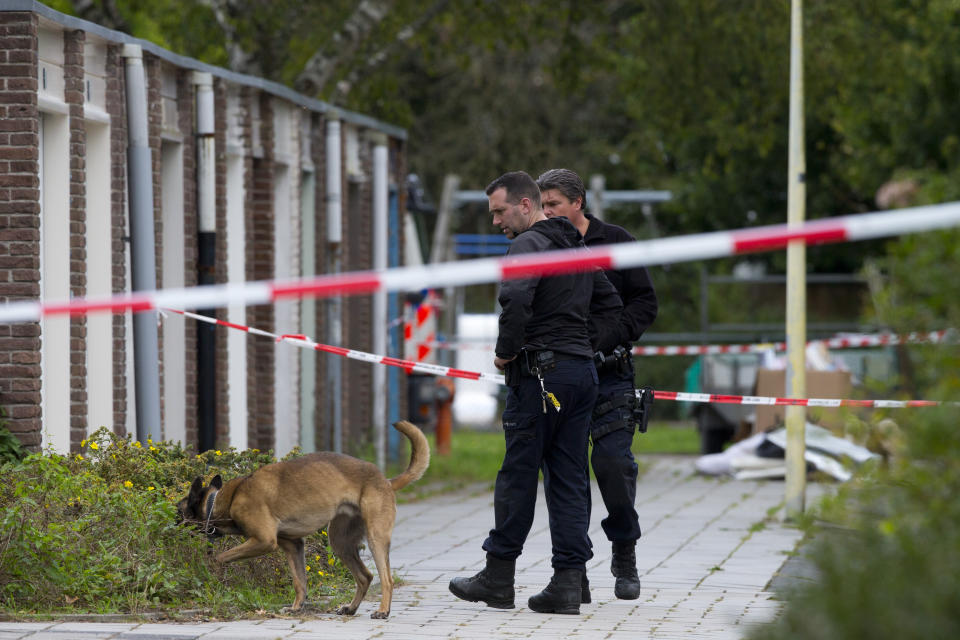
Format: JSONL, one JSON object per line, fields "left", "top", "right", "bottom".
{"left": 449, "top": 171, "right": 622, "bottom": 615}
{"left": 538, "top": 168, "right": 658, "bottom": 601}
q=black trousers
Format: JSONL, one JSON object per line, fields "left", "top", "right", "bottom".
{"left": 482, "top": 358, "right": 598, "bottom": 569}
{"left": 589, "top": 367, "right": 642, "bottom": 543}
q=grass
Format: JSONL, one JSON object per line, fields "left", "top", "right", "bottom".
{"left": 633, "top": 420, "right": 700, "bottom": 455}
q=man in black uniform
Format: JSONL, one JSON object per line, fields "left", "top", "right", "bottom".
{"left": 449, "top": 171, "right": 622, "bottom": 615}
{"left": 538, "top": 168, "right": 658, "bottom": 601}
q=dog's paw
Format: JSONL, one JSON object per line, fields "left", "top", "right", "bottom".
{"left": 370, "top": 610, "right": 390, "bottom": 619}
{"left": 336, "top": 605, "right": 357, "bottom": 616}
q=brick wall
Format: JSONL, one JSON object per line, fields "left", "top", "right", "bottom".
{"left": 144, "top": 54, "right": 162, "bottom": 439}
{"left": 0, "top": 10, "right": 406, "bottom": 454}
{"left": 311, "top": 114, "right": 328, "bottom": 449}
{"left": 239, "top": 86, "right": 256, "bottom": 450}
{"left": 64, "top": 28, "right": 87, "bottom": 448}
{"left": 213, "top": 78, "right": 229, "bottom": 449}
{"left": 106, "top": 42, "right": 128, "bottom": 437}
{"left": 177, "top": 69, "right": 198, "bottom": 446}
{"left": 342, "top": 140, "right": 374, "bottom": 455}
{"left": 0, "top": 12, "right": 41, "bottom": 451}
{"left": 249, "top": 92, "right": 275, "bottom": 452}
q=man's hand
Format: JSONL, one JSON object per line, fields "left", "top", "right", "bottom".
{"left": 494, "top": 355, "right": 516, "bottom": 371}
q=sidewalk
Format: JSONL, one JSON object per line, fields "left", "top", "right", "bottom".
{"left": 0, "top": 455, "right": 828, "bottom": 640}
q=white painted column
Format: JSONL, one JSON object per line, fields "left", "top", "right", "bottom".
{"left": 371, "top": 134, "right": 388, "bottom": 470}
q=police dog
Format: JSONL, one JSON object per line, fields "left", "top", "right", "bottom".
{"left": 177, "top": 420, "right": 429, "bottom": 619}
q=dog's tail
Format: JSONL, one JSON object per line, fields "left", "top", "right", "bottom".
{"left": 389, "top": 420, "right": 430, "bottom": 491}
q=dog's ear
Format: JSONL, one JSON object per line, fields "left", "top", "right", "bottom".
{"left": 188, "top": 477, "right": 204, "bottom": 505}
{"left": 210, "top": 474, "right": 223, "bottom": 490}
{"left": 188, "top": 477, "right": 204, "bottom": 499}
{"left": 183, "top": 477, "right": 204, "bottom": 519}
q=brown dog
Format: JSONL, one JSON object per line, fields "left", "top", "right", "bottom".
{"left": 177, "top": 420, "right": 429, "bottom": 618}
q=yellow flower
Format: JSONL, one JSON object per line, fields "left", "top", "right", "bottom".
{"left": 81, "top": 439, "right": 87, "bottom": 448}
{"left": 147, "top": 438, "right": 153, "bottom": 444}
{"left": 315, "top": 555, "right": 321, "bottom": 561}
{"left": 123, "top": 480, "right": 133, "bottom": 488}
{"left": 133, "top": 442, "right": 142, "bottom": 449}
{"left": 149, "top": 445, "right": 157, "bottom": 452}
{"left": 89, "top": 442, "right": 99, "bottom": 451}
{"left": 305, "top": 565, "right": 311, "bottom": 572}
{"left": 318, "top": 571, "right": 325, "bottom": 577}
{"left": 147, "top": 486, "right": 155, "bottom": 491}
{"left": 75, "top": 454, "right": 83, "bottom": 461}
{"left": 215, "top": 450, "right": 222, "bottom": 456}
{"left": 328, "top": 558, "right": 335, "bottom": 565}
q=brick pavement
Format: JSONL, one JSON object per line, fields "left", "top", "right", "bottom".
{"left": 0, "top": 455, "right": 829, "bottom": 639}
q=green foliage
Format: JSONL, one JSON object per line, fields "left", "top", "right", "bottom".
{"left": 748, "top": 408, "right": 960, "bottom": 639}
{"left": 0, "top": 408, "right": 26, "bottom": 466}
{"left": 746, "top": 225, "right": 960, "bottom": 638}
{"left": 0, "top": 429, "right": 352, "bottom": 615}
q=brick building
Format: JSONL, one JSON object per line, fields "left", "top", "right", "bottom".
{"left": 0, "top": 2, "right": 409, "bottom": 458}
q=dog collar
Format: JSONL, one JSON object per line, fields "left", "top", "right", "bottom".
{"left": 203, "top": 490, "right": 219, "bottom": 536}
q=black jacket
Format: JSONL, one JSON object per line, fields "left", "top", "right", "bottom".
{"left": 583, "top": 213, "right": 658, "bottom": 352}
{"left": 495, "top": 217, "right": 623, "bottom": 359}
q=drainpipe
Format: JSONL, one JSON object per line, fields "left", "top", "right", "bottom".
{"left": 326, "top": 116, "right": 343, "bottom": 453}
{"left": 193, "top": 72, "right": 217, "bottom": 452}
{"left": 371, "top": 133, "right": 388, "bottom": 470}
{"left": 121, "top": 44, "right": 162, "bottom": 442}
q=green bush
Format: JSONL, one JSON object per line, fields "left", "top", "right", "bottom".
{"left": 749, "top": 408, "right": 960, "bottom": 639}
{"left": 747, "top": 229, "right": 960, "bottom": 639}
{"left": 0, "top": 428, "right": 353, "bottom": 616}
{"left": 0, "top": 408, "right": 26, "bottom": 466}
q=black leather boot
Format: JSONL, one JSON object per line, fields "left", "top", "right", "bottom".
{"left": 528, "top": 568, "right": 583, "bottom": 614}
{"left": 449, "top": 554, "right": 516, "bottom": 609}
{"left": 581, "top": 572, "right": 591, "bottom": 604}
{"left": 611, "top": 540, "right": 641, "bottom": 600}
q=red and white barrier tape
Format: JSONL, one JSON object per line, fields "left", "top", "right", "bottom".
{"left": 4, "top": 201, "right": 960, "bottom": 323}
{"left": 654, "top": 391, "right": 945, "bottom": 409}
{"left": 164, "top": 309, "right": 506, "bottom": 384}
{"left": 632, "top": 329, "right": 953, "bottom": 356}
{"left": 422, "top": 329, "right": 953, "bottom": 356}
{"left": 164, "top": 309, "right": 952, "bottom": 409}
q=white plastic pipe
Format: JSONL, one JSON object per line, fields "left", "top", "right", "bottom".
{"left": 325, "top": 116, "right": 343, "bottom": 453}
{"left": 121, "top": 44, "right": 162, "bottom": 443}
{"left": 193, "top": 72, "right": 216, "bottom": 233}
{"left": 372, "top": 134, "right": 388, "bottom": 470}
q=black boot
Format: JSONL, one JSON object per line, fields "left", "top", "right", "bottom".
{"left": 611, "top": 540, "right": 641, "bottom": 600}
{"left": 581, "top": 572, "right": 591, "bottom": 604}
{"left": 449, "top": 554, "right": 516, "bottom": 609}
{"left": 528, "top": 568, "right": 582, "bottom": 614}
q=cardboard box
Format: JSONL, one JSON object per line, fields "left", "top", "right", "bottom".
{"left": 753, "top": 368, "right": 852, "bottom": 433}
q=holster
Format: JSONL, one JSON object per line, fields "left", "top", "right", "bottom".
{"left": 634, "top": 385, "right": 653, "bottom": 434}
{"left": 520, "top": 347, "right": 557, "bottom": 377}
{"left": 590, "top": 384, "right": 654, "bottom": 439}
{"left": 593, "top": 345, "right": 632, "bottom": 376}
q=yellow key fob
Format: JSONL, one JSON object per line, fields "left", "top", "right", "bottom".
{"left": 547, "top": 392, "right": 561, "bottom": 411}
